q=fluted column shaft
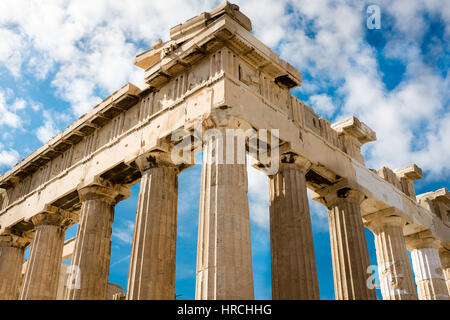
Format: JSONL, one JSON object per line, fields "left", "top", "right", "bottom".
{"left": 0, "top": 232, "right": 29, "bottom": 300}
{"left": 325, "top": 188, "right": 376, "bottom": 300}
{"left": 366, "top": 214, "right": 417, "bottom": 300}
{"left": 20, "top": 210, "right": 76, "bottom": 300}
{"left": 269, "top": 162, "right": 319, "bottom": 299}
{"left": 439, "top": 248, "right": 450, "bottom": 295}
{"left": 66, "top": 182, "right": 129, "bottom": 300}
{"left": 196, "top": 129, "right": 254, "bottom": 300}
{"left": 126, "top": 152, "right": 179, "bottom": 300}
{"left": 406, "top": 233, "right": 449, "bottom": 300}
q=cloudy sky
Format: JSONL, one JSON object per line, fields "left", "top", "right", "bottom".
{"left": 1, "top": 0, "right": 449, "bottom": 300}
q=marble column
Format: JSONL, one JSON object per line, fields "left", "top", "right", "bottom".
{"left": 196, "top": 129, "right": 254, "bottom": 300}
{"left": 126, "top": 151, "right": 179, "bottom": 300}
{"left": 0, "top": 230, "right": 30, "bottom": 300}
{"left": 269, "top": 158, "right": 320, "bottom": 299}
{"left": 20, "top": 208, "right": 77, "bottom": 300}
{"left": 322, "top": 187, "right": 377, "bottom": 300}
{"left": 439, "top": 247, "right": 450, "bottom": 295}
{"left": 65, "top": 180, "right": 129, "bottom": 300}
{"left": 365, "top": 212, "right": 417, "bottom": 300}
{"left": 405, "top": 231, "right": 449, "bottom": 300}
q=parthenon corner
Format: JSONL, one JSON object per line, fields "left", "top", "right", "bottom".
{"left": 0, "top": 1, "right": 449, "bottom": 302}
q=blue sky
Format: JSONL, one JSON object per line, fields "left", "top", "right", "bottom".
{"left": 1, "top": 0, "right": 449, "bottom": 300}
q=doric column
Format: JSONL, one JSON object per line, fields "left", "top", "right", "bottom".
{"left": 20, "top": 207, "right": 77, "bottom": 300}
{"left": 65, "top": 180, "right": 130, "bottom": 300}
{"left": 364, "top": 210, "right": 417, "bottom": 300}
{"left": 269, "top": 154, "right": 319, "bottom": 299}
{"left": 439, "top": 247, "right": 450, "bottom": 295}
{"left": 405, "top": 231, "right": 449, "bottom": 300}
{"left": 196, "top": 129, "right": 254, "bottom": 300}
{"left": 315, "top": 186, "right": 376, "bottom": 300}
{"left": 126, "top": 150, "right": 180, "bottom": 300}
{"left": 0, "top": 230, "right": 30, "bottom": 300}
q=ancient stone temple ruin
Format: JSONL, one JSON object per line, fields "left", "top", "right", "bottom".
{"left": 0, "top": 2, "right": 449, "bottom": 300}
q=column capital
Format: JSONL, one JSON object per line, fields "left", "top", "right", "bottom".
{"left": 253, "top": 146, "right": 311, "bottom": 177}
{"left": 405, "top": 230, "right": 440, "bottom": 251}
{"left": 135, "top": 149, "right": 179, "bottom": 173}
{"left": 363, "top": 208, "right": 407, "bottom": 232}
{"left": 278, "top": 152, "right": 312, "bottom": 173}
{"left": 30, "top": 206, "right": 79, "bottom": 230}
{"left": 78, "top": 178, "right": 131, "bottom": 204}
{"left": 0, "top": 229, "right": 31, "bottom": 249}
{"left": 204, "top": 107, "right": 241, "bottom": 130}
{"left": 312, "top": 181, "right": 365, "bottom": 208}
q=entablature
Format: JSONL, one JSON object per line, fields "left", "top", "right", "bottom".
{"left": 0, "top": 83, "right": 141, "bottom": 190}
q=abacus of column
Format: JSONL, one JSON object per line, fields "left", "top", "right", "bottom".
{"left": 0, "top": 2, "right": 449, "bottom": 300}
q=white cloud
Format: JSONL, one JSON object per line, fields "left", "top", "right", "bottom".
{"left": 2, "top": 132, "right": 12, "bottom": 141}
{"left": 36, "top": 110, "right": 59, "bottom": 143}
{"left": 308, "top": 94, "right": 336, "bottom": 117}
{"left": 26, "top": 54, "right": 54, "bottom": 80}
{"left": 35, "top": 106, "right": 75, "bottom": 144}
{"left": 0, "top": 148, "right": 19, "bottom": 168}
{"left": 0, "top": 28, "right": 26, "bottom": 77}
{"left": 11, "top": 98, "right": 26, "bottom": 111}
{"left": 30, "top": 102, "right": 41, "bottom": 111}
{"left": 236, "top": 0, "right": 290, "bottom": 47}
{"left": 276, "top": 0, "right": 450, "bottom": 178}
{"left": 110, "top": 254, "right": 131, "bottom": 268}
{"left": 0, "top": 0, "right": 222, "bottom": 116}
{"left": 112, "top": 219, "right": 135, "bottom": 245}
{"left": 0, "top": 90, "right": 24, "bottom": 129}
